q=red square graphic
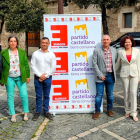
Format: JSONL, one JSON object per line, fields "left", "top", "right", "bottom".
{"left": 51, "top": 25, "right": 68, "bottom": 46}
{"left": 52, "top": 80, "right": 69, "bottom": 101}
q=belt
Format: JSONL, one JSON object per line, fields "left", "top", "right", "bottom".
{"left": 106, "top": 72, "right": 113, "bottom": 74}
{"left": 34, "top": 75, "right": 39, "bottom": 78}
{"left": 34, "top": 75, "right": 52, "bottom": 78}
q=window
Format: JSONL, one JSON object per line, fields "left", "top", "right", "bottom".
{"left": 124, "top": 13, "right": 132, "bottom": 28}
{"left": 118, "top": 7, "right": 136, "bottom": 32}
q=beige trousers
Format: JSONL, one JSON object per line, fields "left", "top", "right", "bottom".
{"left": 121, "top": 76, "right": 138, "bottom": 116}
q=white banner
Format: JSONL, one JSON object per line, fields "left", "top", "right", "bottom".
{"left": 44, "top": 14, "right": 102, "bottom": 114}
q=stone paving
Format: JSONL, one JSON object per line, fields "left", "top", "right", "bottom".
{"left": 0, "top": 51, "right": 140, "bottom": 139}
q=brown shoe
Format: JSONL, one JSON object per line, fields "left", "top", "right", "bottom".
{"left": 93, "top": 112, "right": 100, "bottom": 120}
{"left": 107, "top": 110, "right": 114, "bottom": 117}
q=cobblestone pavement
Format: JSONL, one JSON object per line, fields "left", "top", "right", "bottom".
{"left": 0, "top": 55, "right": 140, "bottom": 140}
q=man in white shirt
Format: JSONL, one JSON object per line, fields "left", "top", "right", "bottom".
{"left": 31, "top": 37, "right": 56, "bottom": 121}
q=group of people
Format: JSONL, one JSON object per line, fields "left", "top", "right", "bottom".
{"left": 0, "top": 36, "right": 56, "bottom": 123}
{"left": 93, "top": 35, "right": 140, "bottom": 122}
{"left": 0, "top": 34, "right": 139, "bottom": 123}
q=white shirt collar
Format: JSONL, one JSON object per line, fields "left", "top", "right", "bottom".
{"left": 39, "top": 48, "right": 50, "bottom": 53}
{"left": 9, "top": 48, "right": 18, "bottom": 55}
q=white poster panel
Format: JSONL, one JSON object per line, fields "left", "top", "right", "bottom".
{"left": 44, "top": 14, "right": 102, "bottom": 114}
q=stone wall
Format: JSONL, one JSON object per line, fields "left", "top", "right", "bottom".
{"left": 1, "top": 23, "right": 25, "bottom": 50}
{"left": 40, "top": 1, "right": 101, "bottom": 44}
{"left": 1, "top": 1, "right": 140, "bottom": 49}
{"left": 42, "top": 1, "right": 140, "bottom": 42}
{"left": 107, "top": 5, "right": 140, "bottom": 41}
{"left": 46, "top": 1, "right": 100, "bottom": 14}
{"left": 107, "top": 9, "right": 121, "bottom": 41}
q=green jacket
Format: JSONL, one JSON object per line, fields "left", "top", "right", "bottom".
{"left": 0, "top": 48, "right": 30, "bottom": 85}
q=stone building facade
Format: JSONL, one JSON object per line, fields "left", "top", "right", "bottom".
{"left": 1, "top": 0, "right": 140, "bottom": 49}
{"left": 107, "top": 5, "right": 140, "bottom": 41}
{"left": 1, "top": 24, "right": 26, "bottom": 49}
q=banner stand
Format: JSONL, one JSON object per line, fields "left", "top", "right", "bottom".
{"left": 44, "top": 14, "right": 103, "bottom": 114}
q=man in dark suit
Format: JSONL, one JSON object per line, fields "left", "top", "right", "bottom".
{"left": 92, "top": 35, "right": 117, "bottom": 119}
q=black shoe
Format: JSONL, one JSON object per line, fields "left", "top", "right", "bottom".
{"left": 32, "top": 113, "right": 40, "bottom": 121}
{"left": 0, "top": 121, "right": 1, "bottom": 124}
{"left": 44, "top": 112, "right": 53, "bottom": 120}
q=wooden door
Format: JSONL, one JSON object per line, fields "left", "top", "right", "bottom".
{"left": 28, "top": 32, "right": 40, "bottom": 47}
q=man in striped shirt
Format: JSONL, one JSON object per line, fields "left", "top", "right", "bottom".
{"left": 92, "top": 35, "right": 117, "bottom": 120}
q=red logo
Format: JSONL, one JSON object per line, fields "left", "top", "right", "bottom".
{"left": 79, "top": 105, "right": 82, "bottom": 108}
{"left": 51, "top": 25, "right": 68, "bottom": 46}
{"left": 72, "top": 105, "right": 74, "bottom": 109}
{"left": 52, "top": 80, "right": 69, "bottom": 101}
{"left": 69, "top": 18, "right": 72, "bottom": 21}
{"left": 64, "top": 105, "right": 67, "bottom": 109}
{"left": 56, "top": 106, "right": 59, "bottom": 109}
{"left": 45, "top": 18, "right": 48, "bottom": 22}
{"left": 87, "top": 105, "right": 90, "bottom": 108}
{"left": 85, "top": 17, "right": 88, "bottom": 21}
{"left": 77, "top": 17, "right": 80, "bottom": 21}
{"left": 61, "top": 18, "right": 64, "bottom": 22}
{"left": 54, "top": 52, "right": 68, "bottom": 73}
{"left": 53, "top": 18, "right": 56, "bottom": 22}
{"left": 93, "top": 17, "right": 96, "bottom": 21}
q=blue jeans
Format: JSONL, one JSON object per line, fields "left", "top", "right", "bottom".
{"left": 34, "top": 75, "right": 52, "bottom": 113}
{"left": 95, "top": 73, "right": 114, "bottom": 112}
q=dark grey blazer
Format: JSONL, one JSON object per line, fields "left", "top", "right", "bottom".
{"left": 92, "top": 46, "right": 117, "bottom": 83}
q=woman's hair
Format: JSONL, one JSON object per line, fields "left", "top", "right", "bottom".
{"left": 120, "top": 36, "right": 136, "bottom": 47}
{"left": 8, "top": 35, "right": 19, "bottom": 48}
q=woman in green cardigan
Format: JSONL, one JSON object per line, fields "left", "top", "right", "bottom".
{"left": 0, "top": 35, "right": 30, "bottom": 122}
